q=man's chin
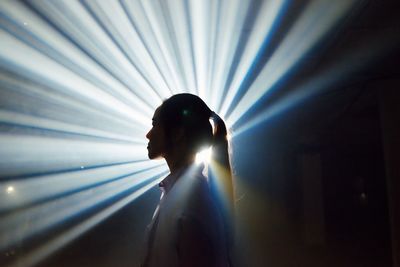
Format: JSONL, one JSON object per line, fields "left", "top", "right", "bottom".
{"left": 147, "top": 152, "right": 154, "bottom": 159}
{"left": 147, "top": 152, "right": 162, "bottom": 160}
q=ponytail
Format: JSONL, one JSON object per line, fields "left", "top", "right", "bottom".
{"left": 210, "top": 112, "right": 235, "bottom": 265}
{"left": 210, "top": 112, "right": 234, "bottom": 209}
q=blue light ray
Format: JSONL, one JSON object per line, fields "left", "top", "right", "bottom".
{"left": 120, "top": 0, "right": 183, "bottom": 96}
{"left": 5, "top": 178, "right": 162, "bottom": 267}
{"left": 23, "top": 0, "right": 160, "bottom": 113}
{"left": 0, "top": 165, "right": 167, "bottom": 251}
{"left": 208, "top": 0, "right": 251, "bottom": 110}
{"left": 203, "top": 0, "right": 220, "bottom": 103}
{"left": 225, "top": 0, "right": 359, "bottom": 126}
{"left": 233, "top": 29, "right": 400, "bottom": 137}
{"left": 0, "top": 71, "right": 145, "bottom": 136}
{"left": 160, "top": 0, "right": 197, "bottom": 94}
{"left": 0, "top": 29, "right": 150, "bottom": 126}
{"left": 0, "top": 3, "right": 156, "bottom": 119}
{"left": 140, "top": 0, "right": 187, "bottom": 94}
{"left": 0, "top": 161, "right": 164, "bottom": 213}
{"left": 80, "top": 0, "right": 172, "bottom": 101}
{"left": 0, "top": 110, "right": 143, "bottom": 144}
{"left": 188, "top": 0, "right": 213, "bottom": 99}
{"left": 218, "top": 0, "right": 288, "bottom": 117}
{"left": 26, "top": 0, "right": 163, "bottom": 108}
{"left": 0, "top": 134, "right": 148, "bottom": 178}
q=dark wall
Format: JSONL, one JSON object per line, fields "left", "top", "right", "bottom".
{"left": 232, "top": 88, "right": 392, "bottom": 267}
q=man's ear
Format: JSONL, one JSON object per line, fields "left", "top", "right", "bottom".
{"left": 171, "top": 127, "right": 185, "bottom": 144}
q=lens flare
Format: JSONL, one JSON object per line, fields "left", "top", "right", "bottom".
{"left": 195, "top": 147, "right": 213, "bottom": 164}
{"left": 6, "top": 186, "right": 14, "bottom": 194}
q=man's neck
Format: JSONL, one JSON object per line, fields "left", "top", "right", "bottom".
{"left": 165, "top": 152, "right": 194, "bottom": 175}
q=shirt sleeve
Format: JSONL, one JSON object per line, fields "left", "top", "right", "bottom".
{"left": 176, "top": 215, "right": 217, "bottom": 267}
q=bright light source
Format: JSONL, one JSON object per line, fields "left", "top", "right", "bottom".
{"left": 195, "top": 147, "right": 212, "bottom": 164}
{"left": 6, "top": 186, "right": 14, "bottom": 194}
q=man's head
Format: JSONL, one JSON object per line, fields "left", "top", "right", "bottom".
{"left": 146, "top": 94, "right": 213, "bottom": 160}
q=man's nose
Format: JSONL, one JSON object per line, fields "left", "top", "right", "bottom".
{"left": 146, "top": 129, "right": 151, "bottom": 139}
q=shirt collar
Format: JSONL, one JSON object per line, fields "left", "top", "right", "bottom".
{"left": 158, "top": 173, "right": 177, "bottom": 194}
{"left": 158, "top": 164, "right": 204, "bottom": 194}
{"left": 158, "top": 167, "right": 186, "bottom": 194}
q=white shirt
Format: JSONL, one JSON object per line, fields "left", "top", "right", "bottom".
{"left": 141, "top": 164, "right": 230, "bottom": 267}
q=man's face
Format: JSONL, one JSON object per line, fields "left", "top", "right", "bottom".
{"left": 146, "top": 108, "right": 166, "bottom": 159}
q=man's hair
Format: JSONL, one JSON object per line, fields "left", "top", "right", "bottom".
{"left": 158, "top": 93, "right": 213, "bottom": 155}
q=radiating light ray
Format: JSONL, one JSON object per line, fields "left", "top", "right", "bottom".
{"left": 5, "top": 178, "right": 163, "bottom": 267}
{"left": 8, "top": 1, "right": 159, "bottom": 113}
{"left": 0, "top": 110, "right": 144, "bottom": 143}
{"left": 233, "top": 28, "right": 399, "bottom": 137}
{"left": 0, "top": 134, "right": 148, "bottom": 177}
{"left": 25, "top": 0, "right": 163, "bottom": 109}
{"left": 209, "top": 0, "right": 248, "bottom": 110}
{"left": 119, "top": 0, "right": 181, "bottom": 97}
{"left": 81, "top": 0, "right": 173, "bottom": 101}
{"left": 0, "top": 29, "right": 150, "bottom": 126}
{"left": 226, "top": 0, "right": 359, "bottom": 126}
{"left": 203, "top": 0, "right": 219, "bottom": 101}
{"left": 0, "top": 161, "right": 164, "bottom": 212}
{"left": 0, "top": 71, "right": 144, "bottom": 135}
{"left": 153, "top": 0, "right": 191, "bottom": 95}
{"left": 161, "top": 0, "right": 196, "bottom": 94}
{"left": 0, "top": 0, "right": 157, "bottom": 117}
{"left": 188, "top": 0, "right": 211, "bottom": 99}
{"left": 219, "top": 0, "right": 287, "bottom": 116}
{"left": 0, "top": 165, "right": 167, "bottom": 251}
{"left": 140, "top": 0, "right": 185, "bottom": 94}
